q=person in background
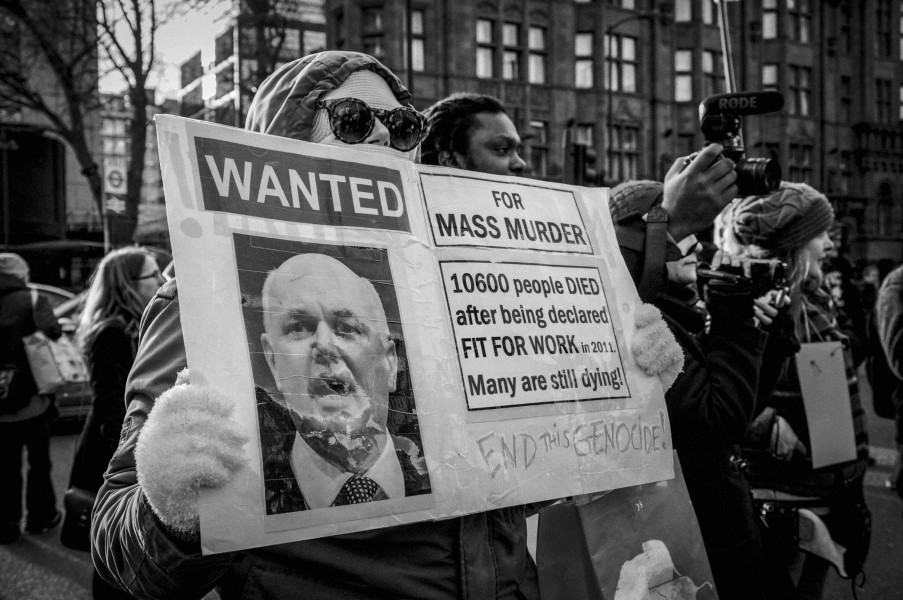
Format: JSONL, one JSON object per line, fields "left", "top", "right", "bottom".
{"left": 68, "top": 246, "right": 163, "bottom": 598}
{"left": 609, "top": 181, "right": 794, "bottom": 600}
{"left": 721, "top": 182, "right": 871, "bottom": 598}
{"left": 421, "top": 92, "right": 526, "bottom": 176}
{"left": 875, "top": 263, "right": 903, "bottom": 498}
{"left": 0, "top": 252, "right": 63, "bottom": 544}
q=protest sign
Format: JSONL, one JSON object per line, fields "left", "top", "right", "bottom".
{"left": 155, "top": 115, "right": 674, "bottom": 554}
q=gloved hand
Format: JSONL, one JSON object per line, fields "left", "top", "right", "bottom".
{"left": 136, "top": 369, "right": 249, "bottom": 534}
{"left": 702, "top": 251, "right": 756, "bottom": 324}
{"left": 631, "top": 303, "right": 684, "bottom": 392}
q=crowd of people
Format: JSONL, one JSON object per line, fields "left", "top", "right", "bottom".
{"left": 1, "top": 50, "right": 902, "bottom": 600}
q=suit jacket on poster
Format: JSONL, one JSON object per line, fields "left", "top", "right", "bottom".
{"left": 256, "top": 387, "right": 431, "bottom": 515}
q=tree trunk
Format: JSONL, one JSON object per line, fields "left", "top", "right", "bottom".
{"left": 112, "top": 85, "right": 148, "bottom": 246}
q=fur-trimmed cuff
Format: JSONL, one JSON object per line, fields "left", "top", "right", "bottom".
{"left": 136, "top": 382, "right": 249, "bottom": 535}
{"left": 631, "top": 304, "right": 684, "bottom": 392}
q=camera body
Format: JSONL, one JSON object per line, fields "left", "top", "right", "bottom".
{"left": 699, "top": 91, "right": 785, "bottom": 196}
{"left": 697, "top": 257, "right": 787, "bottom": 298}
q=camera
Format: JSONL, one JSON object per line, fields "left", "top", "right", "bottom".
{"left": 697, "top": 257, "right": 787, "bottom": 298}
{"left": 699, "top": 91, "right": 785, "bottom": 196}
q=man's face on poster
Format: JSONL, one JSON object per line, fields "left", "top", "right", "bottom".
{"left": 261, "top": 254, "right": 398, "bottom": 442}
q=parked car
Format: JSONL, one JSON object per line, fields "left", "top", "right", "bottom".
{"left": 28, "top": 283, "right": 91, "bottom": 422}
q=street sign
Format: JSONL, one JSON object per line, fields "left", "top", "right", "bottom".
{"left": 104, "top": 194, "right": 126, "bottom": 215}
{"left": 103, "top": 157, "right": 127, "bottom": 195}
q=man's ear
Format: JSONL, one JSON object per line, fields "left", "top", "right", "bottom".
{"left": 438, "top": 150, "right": 467, "bottom": 170}
{"left": 261, "top": 333, "right": 280, "bottom": 392}
{"left": 384, "top": 338, "right": 398, "bottom": 393}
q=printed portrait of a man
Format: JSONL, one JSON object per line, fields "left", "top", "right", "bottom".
{"left": 234, "top": 234, "right": 431, "bottom": 515}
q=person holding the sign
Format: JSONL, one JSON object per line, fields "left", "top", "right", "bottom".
{"left": 0, "top": 253, "right": 63, "bottom": 544}
{"left": 257, "top": 253, "right": 429, "bottom": 512}
{"left": 720, "top": 183, "right": 871, "bottom": 596}
{"left": 91, "top": 51, "right": 541, "bottom": 600}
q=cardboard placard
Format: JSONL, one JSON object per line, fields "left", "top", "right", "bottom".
{"left": 155, "top": 115, "right": 674, "bottom": 554}
{"left": 795, "top": 341, "right": 856, "bottom": 469}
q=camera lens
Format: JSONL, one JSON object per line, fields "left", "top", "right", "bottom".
{"left": 736, "top": 158, "right": 782, "bottom": 196}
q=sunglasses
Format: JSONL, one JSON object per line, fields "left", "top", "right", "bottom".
{"left": 315, "top": 98, "right": 425, "bottom": 152}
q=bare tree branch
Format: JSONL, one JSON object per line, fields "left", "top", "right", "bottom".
{"left": 1, "top": 0, "right": 163, "bottom": 245}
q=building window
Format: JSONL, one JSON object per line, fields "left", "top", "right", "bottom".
{"left": 840, "top": 2, "right": 852, "bottom": 54}
{"left": 675, "top": 49, "right": 693, "bottom": 102}
{"left": 702, "top": 50, "right": 723, "bottom": 97}
{"left": 702, "top": 0, "right": 715, "bottom": 25}
{"left": 841, "top": 76, "right": 851, "bottom": 123}
{"left": 575, "top": 124, "right": 594, "bottom": 146}
{"left": 362, "top": 7, "right": 384, "bottom": 59}
{"left": 877, "top": 78, "right": 893, "bottom": 123}
{"left": 303, "top": 31, "right": 327, "bottom": 54}
{"left": 614, "top": 0, "right": 636, "bottom": 8}
{"left": 787, "top": 0, "right": 811, "bottom": 43}
{"left": 900, "top": 1, "right": 903, "bottom": 60}
{"left": 788, "top": 143, "right": 813, "bottom": 183}
{"left": 606, "top": 124, "right": 639, "bottom": 183}
{"left": 604, "top": 34, "right": 637, "bottom": 92}
{"left": 762, "top": 64, "right": 778, "bottom": 91}
{"left": 762, "top": 0, "right": 777, "bottom": 39}
{"left": 502, "top": 22, "right": 520, "bottom": 80}
{"left": 411, "top": 9, "right": 425, "bottom": 72}
{"left": 678, "top": 133, "right": 696, "bottom": 156}
{"left": 575, "top": 32, "right": 593, "bottom": 89}
{"left": 528, "top": 26, "right": 546, "bottom": 84}
{"left": 476, "top": 19, "right": 494, "bottom": 78}
{"left": 877, "top": 0, "right": 892, "bottom": 57}
{"left": 788, "top": 65, "right": 811, "bottom": 116}
{"left": 529, "top": 121, "right": 548, "bottom": 177}
{"left": 675, "top": 0, "right": 691, "bottom": 22}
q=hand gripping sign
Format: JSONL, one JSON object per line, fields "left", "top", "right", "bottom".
{"left": 156, "top": 115, "right": 674, "bottom": 553}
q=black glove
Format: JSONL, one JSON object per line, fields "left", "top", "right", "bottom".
{"left": 704, "top": 280, "right": 755, "bottom": 324}
{"left": 762, "top": 304, "right": 801, "bottom": 358}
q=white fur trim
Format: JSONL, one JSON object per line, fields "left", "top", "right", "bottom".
{"left": 631, "top": 303, "right": 684, "bottom": 392}
{"left": 136, "top": 383, "right": 249, "bottom": 533}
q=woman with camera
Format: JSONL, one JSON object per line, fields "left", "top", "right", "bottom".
{"left": 719, "top": 182, "right": 870, "bottom": 599}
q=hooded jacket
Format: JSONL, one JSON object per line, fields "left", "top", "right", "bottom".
{"left": 0, "top": 273, "right": 61, "bottom": 418}
{"left": 91, "top": 51, "right": 538, "bottom": 600}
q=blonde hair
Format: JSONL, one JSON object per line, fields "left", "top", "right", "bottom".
{"left": 76, "top": 247, "right": 155, "bottom": 348}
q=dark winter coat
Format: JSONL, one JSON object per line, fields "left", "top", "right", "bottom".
{"left": 69, "top": 318, "right": 136, "bottom": 493}
{"left": 0, "top": 273, "right": 61, "bottom": 415}
{"left": 654, "top": 283, "right": 770, "bottom": 600}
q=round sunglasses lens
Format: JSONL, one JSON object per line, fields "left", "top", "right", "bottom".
{"left": 387, "top": 110, "right": 423, "bottom": 151}
{"left": 330, "top": 99, "right": 372, "bottom": 143}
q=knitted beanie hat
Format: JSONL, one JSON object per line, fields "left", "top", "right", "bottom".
{"left": 0, "top": 252, "right": 28, "bottom": 280}
{"left": 730, "top": 182, "right": 834, "bottom": 252}
{"left": 608, "top": 180, "right": 664, "bottom": 222}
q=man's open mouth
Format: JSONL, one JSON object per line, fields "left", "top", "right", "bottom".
{"left": 311, "top": 372, "right": 355, "bottom": 397}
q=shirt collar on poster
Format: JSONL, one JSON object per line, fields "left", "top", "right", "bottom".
{"left": 290, "top": 431, "right": 405, "bottom": 509}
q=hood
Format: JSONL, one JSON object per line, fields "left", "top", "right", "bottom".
{"left": 245, "top": 51, "right": 412, "bottom": 141}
